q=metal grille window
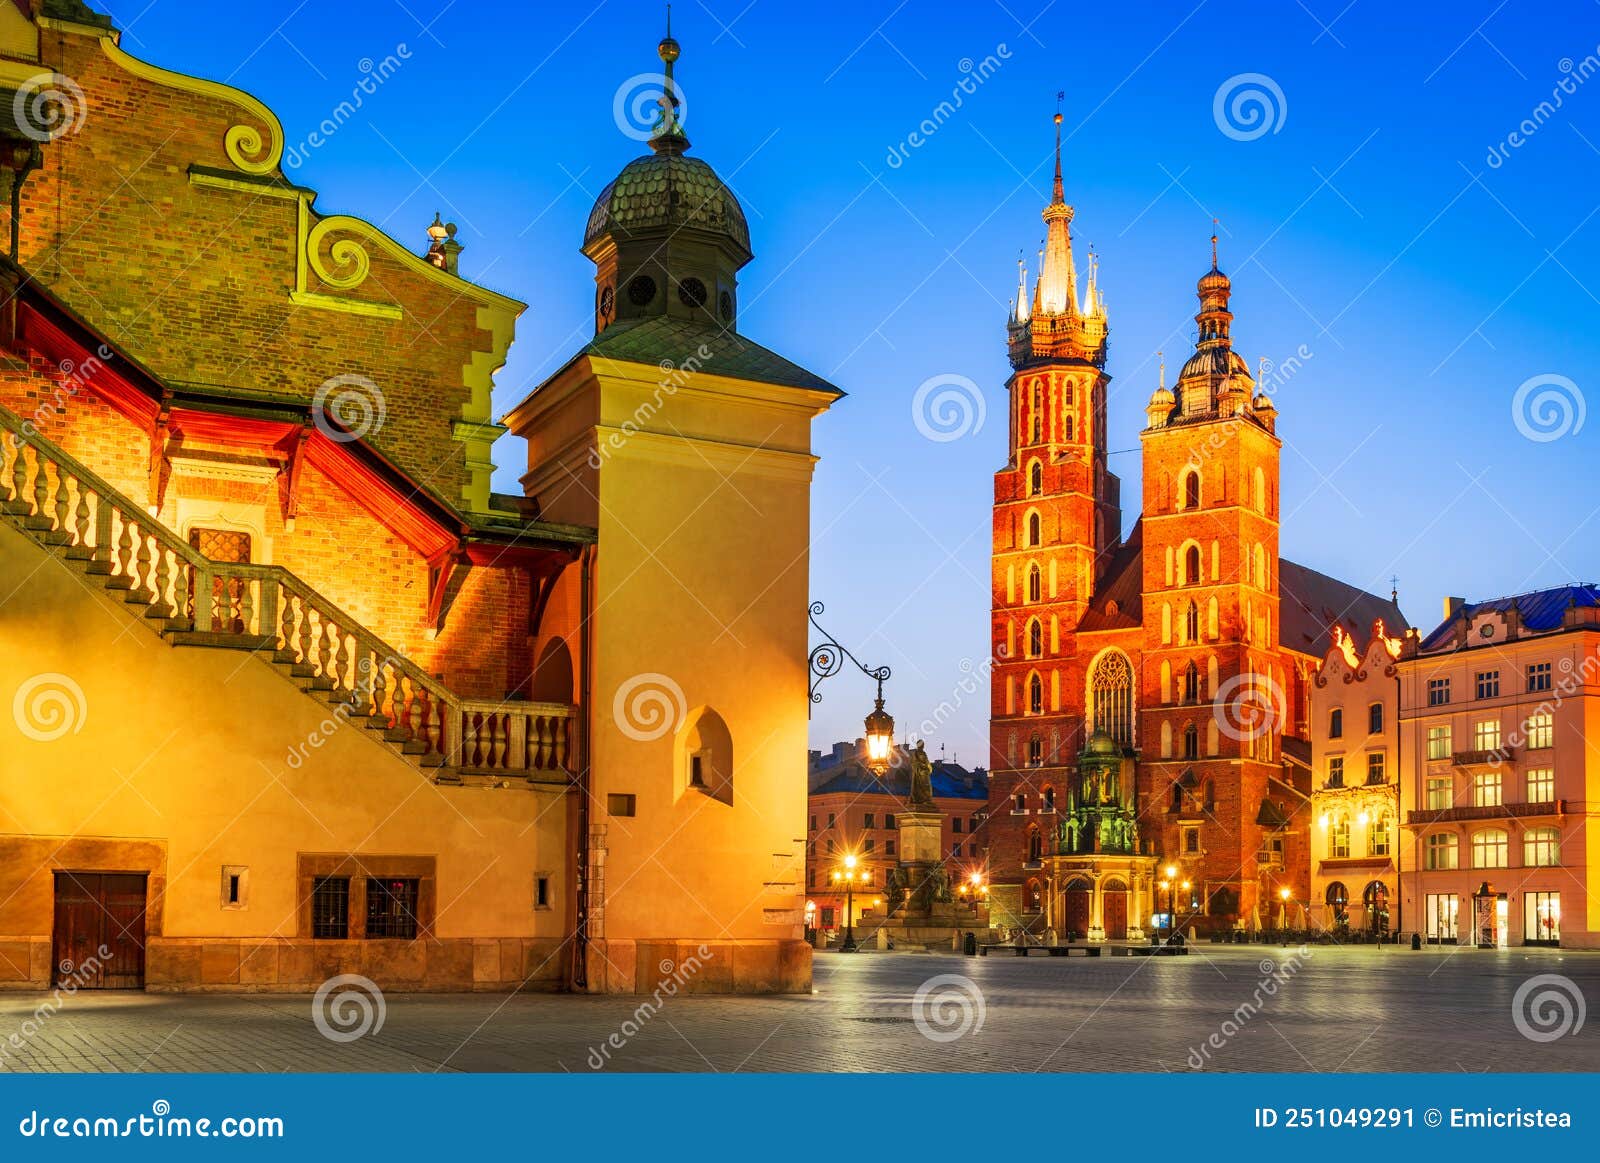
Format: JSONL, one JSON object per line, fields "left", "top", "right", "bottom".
{"left": 365, "top": 878, "right": 419, "bottom": 939}
{"left": 311, "top": 877, "right": 349, "bottom": 939}
{"left": 187, "top": 527, "right": 252, "bottom": 632}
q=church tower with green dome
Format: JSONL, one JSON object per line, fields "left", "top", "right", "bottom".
{"left": 506, "top": 23, "right": 841, "bottom": 995}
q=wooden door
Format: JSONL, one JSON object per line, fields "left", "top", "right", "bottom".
{"left": 1102, "top": 890, "right": 1128, "bottom": 940}
{"left": 1064, "top": 887, "right": 1091, "bottom": 939}
{"left": 52, "top": 872, "right": 147, "bottom": 989}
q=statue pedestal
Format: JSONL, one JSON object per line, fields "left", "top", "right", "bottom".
{"left": 895, "top": 810, "right": 944, "bottom": 865}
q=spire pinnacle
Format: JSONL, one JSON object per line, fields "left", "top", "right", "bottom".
{"left": 1158, "top": 351, "right": 1165, "bottom": 390}
{"left": 1052, "top": 90, "right": 1064, "bottom": 203}
{"left": 1211, "top": 218, "right": 1219, "bottom": 269}
{"left": 651, "top": 7, "right": 689, "bottom": 154}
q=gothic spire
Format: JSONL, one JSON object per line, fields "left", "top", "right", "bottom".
{"left": 1036, "top": 98, "right": 1078, "bottom": 317}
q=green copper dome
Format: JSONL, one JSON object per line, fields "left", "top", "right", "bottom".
{"left": 584, "top": 151, "right": 750, "bottom": 257}
{"left": 1082, "top": 730, "right": 1121, "bottom": 757}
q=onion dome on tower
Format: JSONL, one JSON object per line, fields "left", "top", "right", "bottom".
{"left": 583, "top": 22, "right": 750, "bottom": 335}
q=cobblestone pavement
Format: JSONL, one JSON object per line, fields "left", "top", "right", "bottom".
{"left": 0, "top": 945, "right": 1594, "bottom": 1072}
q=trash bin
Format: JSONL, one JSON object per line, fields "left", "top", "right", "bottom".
{"left": 1411, "top": 932, "right": 1421, "bottom": 951}
{"left": 964, "top": 931, "right": 978, "bottom": 956}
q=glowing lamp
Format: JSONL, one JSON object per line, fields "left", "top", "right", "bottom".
{"left": 863, "top": 695, "right": 895, "bottom": 773}
{"left": 1163, "top": 864, "right": 1178, "bottom": 880}
{"left": 1279, "top": 887, "right": 1291, "bottom": 901}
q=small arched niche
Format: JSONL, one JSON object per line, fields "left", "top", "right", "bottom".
{"left": 678, "top": 706, "right": 733, "bottom": 806}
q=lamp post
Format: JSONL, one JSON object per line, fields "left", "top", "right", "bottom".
{"left": 959, "top": 870, "right": 988, "bottom": 914}
{"left": 1278, "top": 885, "right": 1292, "bottom": 943}
{"left": 808, "top": 603, "right": 895, "bottom": 774}
{"left": 831, "top": 854, "right": 862, "bottom": 952}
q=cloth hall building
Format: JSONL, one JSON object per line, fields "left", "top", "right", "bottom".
{"left": 981, "top": 113, "right": 1404, "bottom": 939}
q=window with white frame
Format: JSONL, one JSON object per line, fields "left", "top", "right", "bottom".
{"left": 1472, "top": 771, "right": 1502, "bottom": 807}
{"left": 1526, "top": 767, "right": 1555, "bottom": 803}
{"left": 1524, "top": 711, "right": 1553, "bottom": 750}
{"left": 1426, "top": 725, "right": 1452, "bottom": 760}
{"left": 1426, "top": 777, "right": 1451, "bottom": 810}
{"left": 1471, "top": 828, "right": 1508, "bottom": 869}
{"left": 1326, "top": 756, "right": 1344, "bottom": 788}
{"left": 1424, "top": 832, "right": 1458, "bottom": 870}
{"left": 1473, "top": 719, "right": 1501, "bottom": 751}
{"left": 1523, "top": 827, "right": 1560, "bottom": 867}
{"left": 1526, "top": 661, "right": 1552, "bottom": 693}
{"left": 1366, "top": 752, "right": 1386, "bottom": 784}
{"left": 1368, "top": 812, "right": 1391, "bottom": 857}
{"left": 1330, "top": 814, "right": 1351, "bottom": 859}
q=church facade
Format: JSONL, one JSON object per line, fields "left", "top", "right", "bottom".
{"left": 0, "top": 3, "right": 826, "bottom": 994}
{"left": 982, "top": 113, "right": 1404, "bottom": 938}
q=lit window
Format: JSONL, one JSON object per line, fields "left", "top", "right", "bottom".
{"left": 1472, "top": 771, "right": 1502, "bottom": 807}
{"left": 1473, "top": 720, "right": 1501, "bottom": 751}
{"left": 1425, "top": 833, "right": 1458, "bottom": 870}
{"left": 1471, "top": 828, "right": 1508, "bottom": 869}
{"left": 1426, "top": 725, "right": 1451, "bottom": 760}
{"left": 1330, "top": 815, "right": 1351, "bottom": 859}
{"left": 1426, "top": 777, "right": 1451, "bottom": 810}
{"left": 1475, "top": 670, "right": 1500, "bottom": 700}
{"left": 1368, "top": 812, "right": 1391, "bottom": 857}
{"left": 1526, "top": 662, "right": 1552, "bottom": 693}
{"left": 1525, "top": 712, "right": 1553, "bottom": 750}
{"left": 1523, "top": 827, "right": 1560, "bottom": 867}
{"left": 1427, "top": 678, "right": 1451, "bottom": 706}
{"left": 1527, "top": 767, "right": 1555, "bottom": 803}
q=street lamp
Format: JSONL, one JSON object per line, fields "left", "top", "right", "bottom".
{"left": 831, "top": 853, "right": 862, "bottom": 952}
{"left": 959, "top": 870, "right": 988, "bottom": 913}
{"left": 1279, "top": 885, "right": 1292, "bottom": 941}
{"left": 808, "top": 603, "right": 894, "bottom": 774}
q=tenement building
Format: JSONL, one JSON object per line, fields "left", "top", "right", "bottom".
{"left": 0, "top": 4, "right": 832, "bottom": 992}
{"left": 1397, "top": 587, "right": 1600, "bottom": 948}
{"left": 982, "top": 111, "right": 1405, "bottom": 938}
{"left": 1308, "top": 622, "right": 1403, "bottom": 936}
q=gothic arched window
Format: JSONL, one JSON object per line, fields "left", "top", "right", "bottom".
{"left": 1028, "top": 564, "right": 1042, "bottom": 603}
{"left": 1029, "top": 461, "right": 1043, "bottom": 496}
{"left": 1185, "top": 600, "right": 1200, "bottom": 643}
{"left": 1029, "top": 673, "right": 1043, "bottom": 715}
{"left": 1028, "top": 619, "right": 1043, "bottom": 658}
{"left": 1089, "top": 650, "right": 1135, "bottom": 747}
{"left": 1063, "top": 414, "right": 1074, "bottom": 441}
{"left": 1184, "top": 661, "right": 1200, "bottom": 703}
{"left": 1028, "top": 512, "right": 1042, "bottom": 547}
{"left": 1182, "top": 469, "right": 1201, "bottom": 510}
{"left": 1184, "top": 544, "right": 1202, "bottom": 586}
{"left": 1028, "top": 734, "right": 1043, "bottom": 766}
{"left": 1032, "top": 383, "right": 1042, "bottom": 443}
{"left": 1183, "top": 723, "right": 1199, "bottom": 760}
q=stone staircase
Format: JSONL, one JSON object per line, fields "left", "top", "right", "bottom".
{"left": 0, "top": 401, "right": 574, "bottom": 785}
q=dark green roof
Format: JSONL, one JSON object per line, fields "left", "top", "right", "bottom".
{"left": 582, "top": 316, "right": 842, "bottom": 395}
{"left": 584, "top": 153, "right": 750, "bottom": 257}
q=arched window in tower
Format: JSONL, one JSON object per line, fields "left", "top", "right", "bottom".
{"left": 1027, "top": 619, "right": 1043, "bottom": 659}
{"left": 1183, "top": 661, "right": 1200, "bottom": 703}
{"left": 1063, "top": 413, "right": 1074, "bottom": 441}
{"left": 1032, "top": 383, "right": 1042, "bottom": 443}
{"left": 1028, "top": 512, "right": 1042, "bottom": 547}
{"left": 1089, "top": 650, "right": 1135, "bottom": 747}
{"left": 1029, "top": 461, "right": 1043, "bottom": 497}
{"left": 1184, "top": 544, "right": 1202, "bottom": 586}
{"left": 1028, "top": 734, "right": 1042, "bottom": 766}
{"left": 1029, "top": 673, "right": 1043, "bottom": 715}
{"left": 1028, "top": 564, "right": 1042, "bottom": 603}
{"left": 1182, "top": 469, "right": 1201, "bottom": 510}
{"left": 1253, "top": 466, "right": 1267, "bottom": 515}
{"left": 1028, "top": 827, "right": 1043, "bottom": 863}
{"left": 1182, "top": 723, "right": 1199, "bottom": 760}
{"left": 1185, "top": 600, "right": 1200, "bottom": 644}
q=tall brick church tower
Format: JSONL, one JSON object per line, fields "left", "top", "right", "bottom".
{"left": 982, "top": 113, "right": 1403, "bottom": 941}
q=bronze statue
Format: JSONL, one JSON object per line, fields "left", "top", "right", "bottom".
{"left": 908, "top": 740, "right": 935, "bottom": 808}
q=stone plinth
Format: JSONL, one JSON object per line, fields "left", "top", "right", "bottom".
{"left": 895, "top": 810, "right": 944, "bottom": 865}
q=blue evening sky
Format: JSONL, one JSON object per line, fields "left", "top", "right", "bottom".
{"left": 106, "top": 0, "right": 1600, "bottom": 766}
